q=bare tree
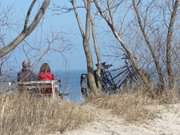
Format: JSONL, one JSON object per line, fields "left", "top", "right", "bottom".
{"left": 93, "top": 0, "right": 151, "bottom": 90}
{"left": 50, "top": 0, "right": 179, "bottom": 95}
{"left": 132, "top": 0, "right": 165, "bottom": 91}
{"left": 166, "top": 0, "right": 179, "bottom": 88}
{"left": 131, "top": 0, "right": 179, "bottom": 90}
{"left": 71, "top": 0, "right": 99, "bottom": 96}
{"left": 91, "top": 0, "right": 180, "bottom": 93}
{"left": 0, "top": 0, "right": 50, "bottom": 58}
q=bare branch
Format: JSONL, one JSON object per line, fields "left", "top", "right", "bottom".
{"left": 23, "top": 0, "right": 37, "bottom": 31}
{"left": 93, "top": 0, "right": 151, "bottom": 89}
{"left": 71, "top": 0, "right": 85, "bottom": 37}
{"left": 0, "top": 0, "right": 50, "bottom": 58}
{"left": 132, "top": 0, "right": 165, "bottom": 90}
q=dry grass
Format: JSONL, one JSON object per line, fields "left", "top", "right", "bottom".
{"left": 0, "top": 87, "right": 179, "bottom": 134}
{"left": 89, "top": 86, "right": 180, "bottom": 123}
{"left": 0, "top": 92, "right": 94, "bottom": 135}
{"left": 89, "top": 91, "right": 156, "bottom": 123}
{"left": 90, "top": 88, "right": 157, "bottom": 122}
{"left": 156, "top": 89, "right": 180, "bottom": 104}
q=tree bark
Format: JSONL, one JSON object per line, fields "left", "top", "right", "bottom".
{"left": 84, "top": 0, "right": 99, "bottom": 95}
{"left": 166, "top": 0, "right": 179, "bottom": 89}
{"left": 90, "top": 15, "right": 102, "bottom": 90}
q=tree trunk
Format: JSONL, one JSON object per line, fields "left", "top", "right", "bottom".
{"left": 0, "top": 66, "right": 2, "bottom": 76}
{"left": 72, "top": 0, "right": 99, "bottom": 96}
{"left": 166, "top": 0, "right": 179, "bottom": 89}
{"left": 83, "top": 37, "right": 98, "bottom": 95}
{"left": 90, "top": 16, "right": 102, "bottom": 90}
{"left": 84, "top": 0, "right": 99, "bottom": 96}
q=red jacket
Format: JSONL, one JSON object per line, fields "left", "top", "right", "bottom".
{"left": 38, "top": 72, "right": 54, "bottom": 80}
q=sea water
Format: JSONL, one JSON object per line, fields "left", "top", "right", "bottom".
{"left": 55, "top": 70, "right": 85, "bottom": 103}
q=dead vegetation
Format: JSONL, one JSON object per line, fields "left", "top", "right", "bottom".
{"left": 88, "top": 87, "right": 180, "bottom": 123}
{"left": 0, "top": 92, "right": 94, "bottom": 135}
{"left": 0, "top": 86, "right": 179, "bottom": 135}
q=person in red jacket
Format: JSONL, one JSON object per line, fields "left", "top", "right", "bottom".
{"left": 38, "top": 63, "right": 54, "bottom": 80}
{"left": 38, "top": 63, "right": 55, "bottom": 95}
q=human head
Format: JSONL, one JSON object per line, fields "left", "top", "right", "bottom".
{"left": 39, "top": 63, "right": 51, "bottom": 73}
{"left": 22, "top": 60, "right": 32, "bottom": 70}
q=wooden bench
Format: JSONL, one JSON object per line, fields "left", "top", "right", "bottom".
{"left": 18, "top": 80, "right": 60, "bottom": 98}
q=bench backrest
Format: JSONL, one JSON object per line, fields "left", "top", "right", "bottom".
{"left": 18, "top": 80, "right": 60, "bottom": 97}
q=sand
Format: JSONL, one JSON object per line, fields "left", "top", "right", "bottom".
{"left": 55, "top": 104, "right": 180, "bottom": 135}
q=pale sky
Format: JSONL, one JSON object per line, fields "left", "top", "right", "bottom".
{"left": 0, "top": 0, "right": 134, "bottom": 73}
{"left": 1, "top": 0, "right": 89, "bottom": 72}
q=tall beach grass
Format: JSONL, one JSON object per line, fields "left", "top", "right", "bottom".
{"left": 0, "top": 92, "right": 94, "bottom": 135}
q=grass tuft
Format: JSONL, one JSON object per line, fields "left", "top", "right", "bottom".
{"left": 0, "top": 92, "right": 94, "bottom": 135}
{"left": 89, "top": 90, "right": 158, "bottom": 123}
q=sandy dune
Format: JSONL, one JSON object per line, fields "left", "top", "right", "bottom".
{"left": 58, "top": 104, "right": 180, "bottom": 135}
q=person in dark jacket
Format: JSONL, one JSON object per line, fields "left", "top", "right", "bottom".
{"left": 17, "top": 60, "right": 37, "bottom": 82}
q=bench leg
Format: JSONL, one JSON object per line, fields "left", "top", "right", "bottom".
{"left": 52, "top": 81, "right": 55, "bottom": 98}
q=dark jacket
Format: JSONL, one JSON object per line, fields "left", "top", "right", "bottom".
{"left": 17, "top": 69, "right": 37, "bottom": 82}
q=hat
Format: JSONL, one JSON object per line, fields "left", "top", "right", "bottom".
{"left": 22, "top": 60, "right": 32, "bottom": 69}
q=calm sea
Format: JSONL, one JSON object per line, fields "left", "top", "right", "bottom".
{"left": 55, "top": 70, "right": 85, "bottom": 103}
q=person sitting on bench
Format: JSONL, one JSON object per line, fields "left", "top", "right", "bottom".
{"left": 17, "top": 60, "right": 37, "bottom": 82}
{"left": 38, "top": 63, "right": 55, "bottom": 94}
{"left": 38, "top": 63, "right": 54, "bottom": 81}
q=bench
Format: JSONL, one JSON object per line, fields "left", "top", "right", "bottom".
{"left": 18, "top": 80, "right": 61, "bottom": 98}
